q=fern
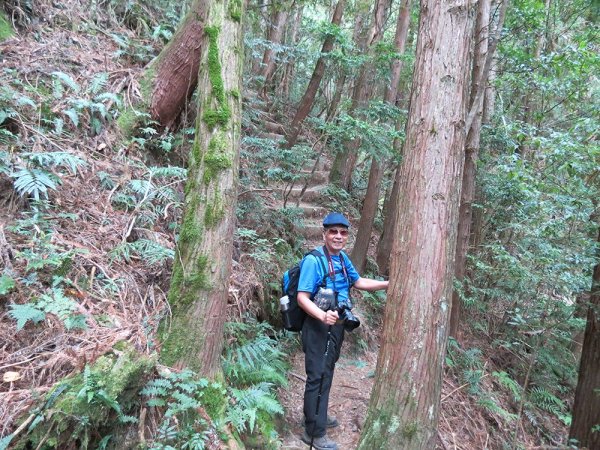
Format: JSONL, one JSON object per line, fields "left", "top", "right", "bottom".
{"left": 22, "top": 151, "right": 87, "bottom": 174}
{"left": 224, "top": 333, "right": 287, "bottom": 386}
{"left": 64, "top": 108, "right": 79, "bottom": 126}
{"left": 477, "top": 396, "right": 517, "bottom": 422}
{"left": 9, "top": 304, "right": 46, "bottom": 330}
{"left": 0, "top": 274, "right": 15, "bottom": 295}
{"left": 529, "top": 386, "right": 566, "bottom": 417}
{"left": 11, "top": 168, "right": 59, "bottom": 200}
{"left": 89, "top": 72, "right": 109, "bottom": 95}
{"left": 52, "top": 71, "right": 81, "bottom": 93}
{"left": 493, "top": 371, "right": 522, "bottom": 402}
{"left": 149, "top": 166, "right": 187, "bottom": 180}
{"left": 226, "top": 383, "right": 283, "bottom": 433}
{"left": 110, "top": 239, "right": 174, "bottom": 265}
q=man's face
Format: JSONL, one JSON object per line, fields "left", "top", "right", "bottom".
{"left": 323, "top": 226, "right": 349, "bottom": 255}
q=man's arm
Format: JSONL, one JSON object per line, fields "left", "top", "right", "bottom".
{"left": 298, "top": 291, "right": 339, "bottom": 325}
{"left": 353, "top": 277, "right": 389, "bottom": 291}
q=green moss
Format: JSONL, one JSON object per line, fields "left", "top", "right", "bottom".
{"left": 0, "top": 12, "right": 13, "bottom": 41}
{"left": 202, "top": 25, "right": 231, "bottom": 130}
{"left": 203, "top": 107, "right": 231, "bottom": 129}
{"left": 116, "top": 108, "right": 138, "bottom": 137}
{"left": 229, "top": 89, "right": 240, "bottom": 100}
{"left": 201, "top": 382, "right": 227, "bottom": 418}
{"left": 228, "top": 0, "right": 242, "bottom": 22}
{"left": 178, "top": 195, "right": 201, "bottom": 245}
{"left": 159, "top": 313, "right": 198, "bottom": 368}
{"left": 205, "top": 26, "right": 225, "bottom": 103}
{"left": 191, "top": 139, "right": 202, "bottom": 166}
{"left": 203, "top": 133, "right": 232, "bottom": 184}
{"left": 402, "top": 421, "right": 419, "bottom": 439}
{"left": 204, "top": 193, "right": 225, "bottom": 227}
{"left": 16, "top": 345, "right": 155, "bottom": 449}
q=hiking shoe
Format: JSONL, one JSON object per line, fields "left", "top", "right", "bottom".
{"left": 301, "top": 431, "right": 339, "bottom": 450}
{"left": 327, "top": 415, "right": 339, "bottom": 428}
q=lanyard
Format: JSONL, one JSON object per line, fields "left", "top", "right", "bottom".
{"left": 322, "top": 246, "right": 348, "bottom": 292}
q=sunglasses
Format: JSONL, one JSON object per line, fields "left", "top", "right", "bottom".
{"left": 326, "top": 228, "right": 349, "bottom": 237}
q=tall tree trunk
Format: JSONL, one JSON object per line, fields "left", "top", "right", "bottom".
{"left": 449, "top": 0, "right": 491, "bottom": 340}
{"left": 159, "top": 0, "right": 243, "bottom": 379}
{"left": 351, "top": 158, "right": 383, "bottom": 273}
{"left": 285, "top": 0, "right": 346, "bottom": 148}
{"left": 330, "top": 0, "right": 391, "bottom": 189}
{"left": 449, "top": 0, "right": 507, "bottom": 339}
{"left": 351, "top": 0, "right": 412, "bottom": 272}
{"left": 137, "top": 0, "right": 210, "bottom": 129}
{"left": 358, "top": 0, "right": 473, "bottom": 448}
{"left": 569, "top": 223, "right": 600, "bottom": 449}
{"left": 280, "top": 5, "right": 304, "bottom": 100}
{"left": 260, "top": 5, "right": 289, "bottom": 96}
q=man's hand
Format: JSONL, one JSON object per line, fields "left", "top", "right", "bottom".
{"left": 322, "top": 309, "right": 339, "bottom": 325}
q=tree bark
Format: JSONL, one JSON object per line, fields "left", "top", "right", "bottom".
{"left": 159, "top": 0, "right": 243, "bottom": 379}
{"left": 330, "top": 0, "right": 391, "bottom": 190}
{"left": 351, "top": 0, "right": 412, "bottom": 272}
{"left": 449, "top": 0, "right": 491, "bottom": 340}
{"left": 260, "top": 5, "right": 289, "bottom": 96}
{"left": 280, "top": 4, "right": 304, "bottom": 100}
{"left": 569, "top": 224, "right": 600, "bottom": 449}
{"left": 140, "top": 0, "right": 211, "bottom": 128}
{"left": 285, "top": 0, "right": 346, "bottom": 148}
{"left": 358, "top": 0, "right": 473, "bottom": 448}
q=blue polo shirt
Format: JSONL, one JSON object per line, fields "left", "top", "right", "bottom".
{"left": 298, "top": 246, "right": 360, "bottom": 305}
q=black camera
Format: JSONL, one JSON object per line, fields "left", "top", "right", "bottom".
{"left": 336, "top": 304, "right": 360, "bottom": 331}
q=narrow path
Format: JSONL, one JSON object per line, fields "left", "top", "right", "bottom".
{"left": 279, "top": 344, "right": 378, "bottom": 449}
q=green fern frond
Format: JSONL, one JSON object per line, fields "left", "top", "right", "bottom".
{"left": 477, "top": 396, "right": 517, "bottom": 422}
{"left": 52, "top": 71, "right": 80, "bottom": 93}
{"left": 11, "top": 168, "right": 59, "bottom": 200}
{"left": 9, "top": 304, "right": 46, "bottom": 330}
{"left": 529, "top": 386, "right": 566, "bottom": 416}
{"left": 492, "top": 371, "right": 522, "bottom": 401}
{"left": 149, "top": 166, "right": 187, "bottom": 180}
{"left": 111, "top": 239, "right": 174, "bottom": 265}
{"left": 89, "top": 72, "right": 109, "bottom": 95}
{"left": 64, "top": 109, "right": 79, "bottom": 126}
{"left": 22, "top": 151, "right": 87, "bottom": 174}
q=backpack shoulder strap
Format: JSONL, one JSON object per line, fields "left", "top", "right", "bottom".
{"left": 307, "top": 247, "right": 329, "bottom": 287}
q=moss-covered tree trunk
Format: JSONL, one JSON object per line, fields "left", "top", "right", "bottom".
{"left": 159, "top": 0, "right": 243, "bottom": 379}
{"left": 358, "top": 0, "right": 473, "bottom": 447}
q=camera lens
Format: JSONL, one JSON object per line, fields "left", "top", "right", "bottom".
{"left": 338, "top": 306, "right": 360, "bottom": 331}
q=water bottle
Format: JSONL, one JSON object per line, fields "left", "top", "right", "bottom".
{"left": 314, "top": 287, "right": 335, "bottom": 311}
{"left": 280, "top": 295, "right": 292, "bottom": 329}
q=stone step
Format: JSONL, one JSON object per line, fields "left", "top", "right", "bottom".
{"left": 286, "top": 187, "right": 326, "bottom": 203}
{"left": 295, "top": 223, "right": 323, "bottom": 241}
{"left": 297, "top": 203, "right": 328, "bottom": 219}
{"left": 264, "top": 120, "right": 285, "bottom": 134}
{"left": 257, "top": 131, "right": 286, "bottom": 142}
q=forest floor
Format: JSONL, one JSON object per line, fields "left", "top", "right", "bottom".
{"left": 0, "top": 2, "right": 570, "bottom": 448}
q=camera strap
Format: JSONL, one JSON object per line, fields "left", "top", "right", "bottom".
{"left": 321, "top": 246, "right": 349, "bottom": 294}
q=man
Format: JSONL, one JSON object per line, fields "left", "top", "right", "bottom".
{"left": 297, "top": 212, "right": 389, "bottom": 450}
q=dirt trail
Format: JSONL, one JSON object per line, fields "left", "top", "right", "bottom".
{"left": 279, "top": 343, "right": 377, "bottom": 449}
{"left": 267, "top": 136, "right": 376, "bottom": 449}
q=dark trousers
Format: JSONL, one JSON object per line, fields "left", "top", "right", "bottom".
{"left": 301, "top": 315, "right": 345, "bottom": 438}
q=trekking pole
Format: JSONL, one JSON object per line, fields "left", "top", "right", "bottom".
{"left": 310, "top": 324, "right": 333, "bottom": 450}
